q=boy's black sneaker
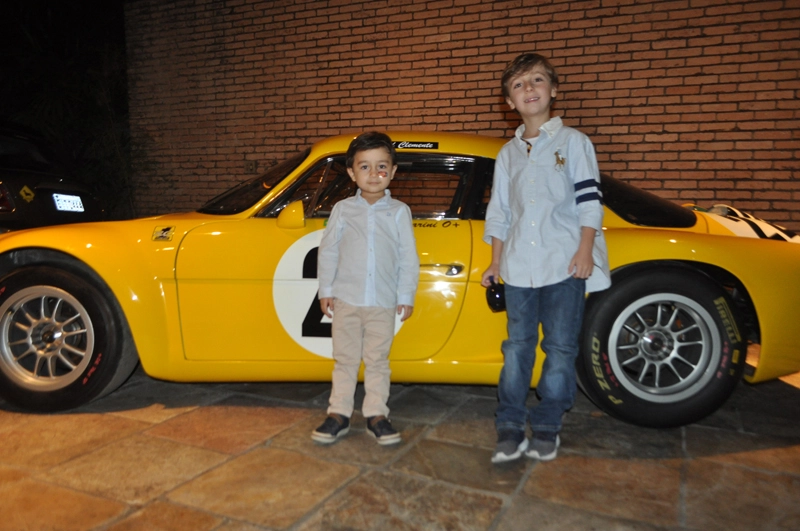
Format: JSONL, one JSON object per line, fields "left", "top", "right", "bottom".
{"left": 311, "top": 414, "right": 350, "bottom": 444}
{"left": 366, "top": 415, "right": 401, "bottom": 445}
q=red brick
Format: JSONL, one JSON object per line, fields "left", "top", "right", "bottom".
{"left": 124, "top": 0, "right": 800, "bottom": 228}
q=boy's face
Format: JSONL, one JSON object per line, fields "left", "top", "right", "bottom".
{"left": 347, "top": 147, "right": 397, "bottom": 200}
{"left": 505, "top": 65, "right": 557, "bottom": 120}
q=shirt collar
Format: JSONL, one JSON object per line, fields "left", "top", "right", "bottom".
{"left": 355, "top": 188, "right": 392, "bottom": 205}
{"left": 515, "top": 115, "right": 563, "bottom": 142}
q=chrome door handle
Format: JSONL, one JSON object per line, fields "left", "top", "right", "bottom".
{"left": 420, "top": 263, "right": 464, "bottom": 276}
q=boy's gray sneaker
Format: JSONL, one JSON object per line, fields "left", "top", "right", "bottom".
{"left": 311, "top": 414, "right": 350, "bottom": 444}
{"left": 491, "top": 430, "right": 529, "bottom": 464}
{"left": 525, "top": 433, "right": 560, "bottom": 461}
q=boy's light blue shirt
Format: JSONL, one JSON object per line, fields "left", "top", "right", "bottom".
{"left": 484, "top": 116, "right": 611, "bottom": 293}
{"left": 318, "top": 189, "right": 419, "bottom": 308}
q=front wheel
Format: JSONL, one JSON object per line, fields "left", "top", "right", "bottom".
{"left": 577, "top": 268, "right": 746, "bottom": 428}
{"left": 0, "top": 266, "right": 137, "bottom": 411}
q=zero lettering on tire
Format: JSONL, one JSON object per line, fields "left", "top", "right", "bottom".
{"left": 0, "top": 266, "right": 137, "bottom": 412}
{"left": 578, "top": 268, "right": 746, "bottom": 428}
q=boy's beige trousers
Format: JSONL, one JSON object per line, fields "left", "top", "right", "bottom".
{"left": 327, "top": 298, "right": 395, "bottom": 419}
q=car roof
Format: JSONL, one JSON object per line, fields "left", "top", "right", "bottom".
{"left": 309, "top": 131, "right": 508, "bottom": 160}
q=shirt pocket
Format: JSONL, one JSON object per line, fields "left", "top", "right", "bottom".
{"left": 543, "top": 144, "right": 571, "bottom": 203}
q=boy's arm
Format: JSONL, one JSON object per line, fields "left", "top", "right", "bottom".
{"left": 482, "top": 153, "right": 510, "bottom": 286}
{"left": 483, "top": 152, "right": 511, "bottom": 246}
{"left": 317, "top": 205, "right": 341, "bottom": 301}
{"left": 481, "top": 237, "right": 504, "bottom": 287}
{"left": 570, "top": 135, "right": 604, "bottom": 233}
{"left": 565, "top": 134, "right": 604, "bottom": 281}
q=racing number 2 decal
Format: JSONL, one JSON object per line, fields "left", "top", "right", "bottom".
{"left": 301, "top": 246, "right": 331, "bottom": 338}
{"left": 273, "top": 230, "right": 404, "bottom": 359}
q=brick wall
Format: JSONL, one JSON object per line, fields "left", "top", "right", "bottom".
{"left": 125, "top": 0, "right": 800, "bottom": 229}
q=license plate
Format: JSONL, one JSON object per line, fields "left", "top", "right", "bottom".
{"left": 52, "top": 193, "right": 85, "bottom": 212}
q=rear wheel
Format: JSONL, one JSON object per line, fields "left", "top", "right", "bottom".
{"left": 578, "top": 269, "right": 746, "bottom": 428}
{"left": 0, "top": 267, "right": 137, "bottom": 411}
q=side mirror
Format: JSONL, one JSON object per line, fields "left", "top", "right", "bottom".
{"left": 277, "top": 200, "right": 306, "bottom": 229}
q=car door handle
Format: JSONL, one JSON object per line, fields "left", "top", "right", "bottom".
{"left": 420, "top": 263, "right": 464, "bottom": 276}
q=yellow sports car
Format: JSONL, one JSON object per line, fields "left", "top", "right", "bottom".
{"left": 0, "top": 132, "right": 798, "bottom": 428}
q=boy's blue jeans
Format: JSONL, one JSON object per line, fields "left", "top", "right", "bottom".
{"left": 496, "top": 277, "right": 586, "bottom": 436}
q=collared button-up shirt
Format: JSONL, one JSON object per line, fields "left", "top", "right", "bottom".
{"left": 318, "top": 189, "right": 419, "bottom": 308}
{"left": 484, "top": 116, "right": 611, "bottom": 293}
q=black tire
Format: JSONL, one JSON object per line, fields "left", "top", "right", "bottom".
{"left": 578, "top": 268, "right": 746, "bottom": 428}
{"left": 0, "top": 266, "right": 138, "bottom": 411}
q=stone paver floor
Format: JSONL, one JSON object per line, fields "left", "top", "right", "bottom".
{"left": 1, "top": 367, "right": 799, "bottom": 531}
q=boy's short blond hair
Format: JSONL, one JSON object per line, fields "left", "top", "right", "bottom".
{"left": 501, "top": 53, "right": 559, "bottom": 99}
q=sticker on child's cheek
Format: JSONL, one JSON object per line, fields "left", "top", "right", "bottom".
{"left": 378, "top": 171, "right": 388, "bottom": 179}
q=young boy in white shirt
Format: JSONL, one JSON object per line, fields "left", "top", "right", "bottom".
{"left": 312, "top": 131, "right": 419, "bottom": 446}
{"left": 482, "top": 53, "right": 611, "bottom": 463}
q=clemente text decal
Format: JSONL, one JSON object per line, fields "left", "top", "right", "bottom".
{"left": 394, "top": 141, "right": 439, "bottom": 149}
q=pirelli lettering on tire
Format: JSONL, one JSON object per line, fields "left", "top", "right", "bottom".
{"left": 714, "top": 297, "right": 741, "bottom": 343}
{"left": 591, "top": 334, "right": 623, "bottom": 405}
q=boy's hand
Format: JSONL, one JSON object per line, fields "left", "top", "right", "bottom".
{"left": 481, "top": 265, "right": 500, "bottom": 287}
{"left": 320, "top": 297, "right": 334, "bottom": 318}
{"left": 397, "top": 305, "right": 414, "bottom": 321}
{"left": 569, "top": 226, "right": 597, "bottom": 279}
{"left": 569, "top": 248, "right": 594, "bottom": 278}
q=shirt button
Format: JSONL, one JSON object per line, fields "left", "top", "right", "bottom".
{"left": 530, "top": 199, "right": 535, "bottom": 204}
{"left": 531, "top": 241, "right": 536, "bottom": 246}
{"left": 531, "top": 221, "right": 535, "bottom": 226}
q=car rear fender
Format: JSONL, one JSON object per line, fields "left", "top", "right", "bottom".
{"left": 600, "top": 259, "right": 759, "bottom": 344}
{"left": 598, "top": 228, "right": 800, "bottom": 383}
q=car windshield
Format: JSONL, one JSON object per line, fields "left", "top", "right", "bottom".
{"left": 601, "top": 174, "right": 697, "bottom": 228}
{"left": 197, "top": 148, "right": 310, "bottom": 215}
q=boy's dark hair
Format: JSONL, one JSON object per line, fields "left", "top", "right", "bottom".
{"left": 346, "top": 131, "right": 396, "bottom": 168}
{"left": 500, "top": 53, "right": 559, "bottom": 100}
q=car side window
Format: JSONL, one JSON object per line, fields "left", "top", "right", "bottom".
{"left": 313, "top": 154, "right": 476, "bottom": 219}
{"left": 478, "top": 175, "right": 493, "bottom": 220}
{"left": 261, "top": 153, "right": 479, "bottom": 219}
{"left": 391, "top": 164, "right": 462, "bottom": 219}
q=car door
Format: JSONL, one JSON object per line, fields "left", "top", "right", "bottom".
{"left": 176, "top": 153, "right": 476, "bottom": 362}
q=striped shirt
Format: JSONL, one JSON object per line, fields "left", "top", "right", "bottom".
{"left": 484, "top": 116, "right": 611, "bottom": 292}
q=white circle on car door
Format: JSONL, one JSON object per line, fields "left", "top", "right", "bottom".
{"left": 273, "top": 229, "right": 403, "bottom": 359}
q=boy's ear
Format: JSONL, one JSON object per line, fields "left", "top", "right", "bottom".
{"left": 551, "top": 86, "right": 558, "bottom": 99}
{"left": 347, "top": 167, "right": 356, "bottom": 181}
{"left": 505, "top": 97, "right": 515, "bottom": 110}
{"left": 389, "top": 164, "right": 398, "bottom": 180}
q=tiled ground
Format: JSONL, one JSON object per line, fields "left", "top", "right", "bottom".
{"left": 1, "top": 368, "right": 799, "bottom": 531}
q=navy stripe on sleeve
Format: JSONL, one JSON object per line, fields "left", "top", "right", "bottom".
{"left": 574, "top": 179, "right": 598, "bottom": 192}
{"left": 576, "top": 192, "right": 603, "bottom": 205}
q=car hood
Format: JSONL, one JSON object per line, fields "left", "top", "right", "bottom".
{"left": 691, "top": 204, "right": 800, "bottom": 244}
